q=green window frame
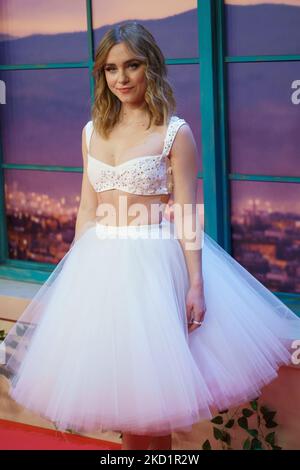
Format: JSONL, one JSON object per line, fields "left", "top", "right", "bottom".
{"left": 0, "top": 0, "right": 299, "bottom": 315}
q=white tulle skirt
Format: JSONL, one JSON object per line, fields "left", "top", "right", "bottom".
{"left": 1, "top": 217, "right": 300, "bottom": 436}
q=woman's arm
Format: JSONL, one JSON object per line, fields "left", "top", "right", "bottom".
{"left": 74, "top": 126, "right": 99, "bottom": 242}
{"left": 171, "top": 123, "right": 206, "bottom": 332}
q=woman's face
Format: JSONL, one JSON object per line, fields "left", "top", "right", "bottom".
{"left": 103, "top": 42, "right": 147, "bottom": 104}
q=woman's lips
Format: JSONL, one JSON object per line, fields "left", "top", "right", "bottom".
{"left": 118, "top": 87, "right": 133, "bottom": 93}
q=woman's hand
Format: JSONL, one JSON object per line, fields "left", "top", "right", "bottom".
{"left": 186, "top": 282, "right": 206, "bottom": 333}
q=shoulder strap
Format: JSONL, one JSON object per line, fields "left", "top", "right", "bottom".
{"left": 85, "top": 120, "right": 93, "bottom": 152}
{"left": 162, "top": 115, "right": 187, "bottom": 157}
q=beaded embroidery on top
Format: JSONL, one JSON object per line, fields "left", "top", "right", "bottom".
{"left": 86, "top": 115, "right": 187, "bottom": 195}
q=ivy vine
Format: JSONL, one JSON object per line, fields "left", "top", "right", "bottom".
{"left": 202, "top": 398, "right": 282, "bottom": 450}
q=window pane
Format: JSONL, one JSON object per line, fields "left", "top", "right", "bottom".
{"left": 167, "top": 63, "right": 202, "bottom": 171}
{"left": 0, "top": 0, "right": 88, "bottom": 64}
{"left": 92, "top": 0, "right": 198, "bottom": 59}
{"left": 227, "top": 61, "right": 300, "bottom": 176}
{"left": 225, "top": 1, "right": 300, "bottom": 56}
{"left": 0, "top": 68, "right": 91, "bottom": 166}
{"left": 230, "top": 180, "right": 300, "bottom": 294}
{"left": 4, "top": 169, "right": 82, "bottom": 264}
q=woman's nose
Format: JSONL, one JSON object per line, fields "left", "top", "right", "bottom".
{"left": 118, "top": 70, "right": 129, "bottom": 82}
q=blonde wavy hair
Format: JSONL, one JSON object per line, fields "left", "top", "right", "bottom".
{"left": 91, "top": 21, "right": 176, "bottom": 138}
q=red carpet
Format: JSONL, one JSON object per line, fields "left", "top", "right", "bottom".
{"left": 0, "top": 419, "right": 121, "bottom": 450}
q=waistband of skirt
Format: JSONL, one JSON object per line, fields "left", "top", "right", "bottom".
{"left": 95, "top": 217, "right": 176, "bottom": 239}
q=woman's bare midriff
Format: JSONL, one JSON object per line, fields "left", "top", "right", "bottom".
{"left": 95, "top": 191, "right": 171, "bottom": 226}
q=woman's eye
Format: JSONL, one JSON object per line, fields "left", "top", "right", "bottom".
{"left": 105, "top": 63, "right": 139, "bottom": 72}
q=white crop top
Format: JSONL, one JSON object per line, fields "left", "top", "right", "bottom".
{"left": 85, "top": 115, "right": 187, "bottom": 195}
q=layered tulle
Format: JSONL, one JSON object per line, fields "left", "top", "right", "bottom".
{"left": 1, "top": 217, "right": 300, "bottom": 436}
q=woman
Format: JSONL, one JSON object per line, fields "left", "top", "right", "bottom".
{"left": 2, "top": 22, "right": 300, "bottom": 451}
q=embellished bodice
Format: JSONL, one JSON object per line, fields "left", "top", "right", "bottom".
{"left": 85, "top": 115, "right": 187, "bottom": 195}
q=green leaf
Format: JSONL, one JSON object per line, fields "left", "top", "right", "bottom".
{"left": 250, "top": 399, "right": 258, "bottom": 411}
{"left": 265, "top": 432, "right": 275, "bottom": 446}
{"left": 261, "top": 409, "right": 276, "bottom": 419}
{"left": 260, "top": 405, "right": 270, "bottom": 414}
{"left": 262, "top": 410, "right": 276, "bottom": 422}
{"left": 237, "top": 416, "right": 248, "bottom": 429}
{"left": 211, "top": 415, "right": 223, "bottom": 425}
{"left": 250, "top": 438, "right": 263, "bottom": 450}
{"left": 247, "top": 428, "right": 258, "bottom": 438}
{"left": 242, "top": 408, "right": 254, "bottom": 418}
{"left": 225, "top": 419, "right": 235, "bottom": 429}
{"left": 243, "top": 438, "right": 251, "bottom": 450}
{"left": 222, "top": 431, "right": 231, "bottom": 445}
{"left": 213, "top": 427, "right": 224, "bottom": 440}
{"left": 202, "top": 439, "right": 212, "bottom": 450}
{"left": 265, "top": 421, "right": 278, "bottom": 429}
